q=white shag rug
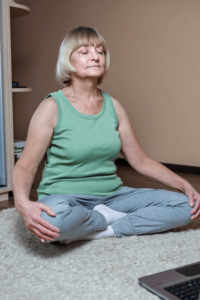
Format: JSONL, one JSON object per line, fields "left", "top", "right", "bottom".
{"left": 1, "top": 208, "right": 200, "bottom": 300}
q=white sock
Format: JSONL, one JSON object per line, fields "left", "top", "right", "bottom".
{"left": 60, "top": 225, "right": 116, "bottom": 245}
{"left": 93, "top": 204, "right": 127, "bottom": 225}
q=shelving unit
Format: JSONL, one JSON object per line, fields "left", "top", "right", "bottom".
{"left": 0, "top": 0, "right": 31, "bottom": 201}
{"left": 10, "top": 0, "right": 30, "bottom": 18}
{"left": 12, "top": 88, "right": 32, "bottom": 92}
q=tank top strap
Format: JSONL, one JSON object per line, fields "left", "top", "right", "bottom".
{"left": 100, "top": 90, "right": 119, "bottom": 128}
{"left": 44, "top": 91, "right": 62, "bottom": 134}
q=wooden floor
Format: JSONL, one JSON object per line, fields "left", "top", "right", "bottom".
{"left": 0, "top": 158, "right": 200, "bottom": 211}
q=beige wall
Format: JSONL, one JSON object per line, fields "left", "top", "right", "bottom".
{"left": 11, "top": 0, "right": 200, "bottom": 167}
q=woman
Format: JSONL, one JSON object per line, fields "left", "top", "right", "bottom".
{"left": 13, "top": 26, "right": 200, "bottom": 244}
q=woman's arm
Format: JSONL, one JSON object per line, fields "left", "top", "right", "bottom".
{"left": 112, "top": 97, "right": 200, "bottom": 220}
{"left": 13, "top": 97, "right": 60, "bottom": 242}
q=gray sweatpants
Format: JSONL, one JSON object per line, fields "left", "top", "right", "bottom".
{"left": 37, "top": 186, "right": 193, "bottom": 241}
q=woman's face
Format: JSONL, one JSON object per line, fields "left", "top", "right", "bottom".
{"left": 70, "top": 42, "right": 106, "bottom": 81}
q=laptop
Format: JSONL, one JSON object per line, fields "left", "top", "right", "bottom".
{"left": 138, "top": 261, "right": 200, "bottom": 299}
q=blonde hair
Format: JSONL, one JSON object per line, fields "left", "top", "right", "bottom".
{"left": 56, "top": 26, "right": 110, "bottom": 86}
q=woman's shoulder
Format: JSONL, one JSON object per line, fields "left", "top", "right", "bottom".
{"left": 100, "top": 89, "right": 124, "bottom": 121}
{"left": 100, "top": 90, "right": 120, "bottom": 108}
{"left": 105, "top": 93, "right": 125, "bottom": 120}
{"left": 36, "top": 96, "right": 58, "bottom": 129}
{"left": 41, "top": 89, "right": 64, "bottom": 110}
{"left": 106, "top": 94, "right": 130, "bottom": 127}
{"left": 41, "top": 96, "right": 58, "bottom": 110}
{"left": 44, "top": 89, "right": 61, "bottom": 100}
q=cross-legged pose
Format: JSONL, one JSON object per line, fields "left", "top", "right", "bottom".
{"left": 13, "top": 26, "right": 200, "bottom": 244}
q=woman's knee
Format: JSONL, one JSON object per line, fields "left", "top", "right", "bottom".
{"left": 175, "top": 193, "right": 193, "bottom": 224}
{"left": 39, "top": 195, "right": 72, "bottom": 227}
{"left": 161, "top": 191, "right": 192, "bottom": 224}
{"left": 41, "top": 202, "right": 74, "bottom": 241}
{"left": 165, "top": 191, "right": 189, "bottom": 207}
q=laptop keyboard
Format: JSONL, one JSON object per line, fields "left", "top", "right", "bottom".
{"left": 164, "top": 277, "right": 200, "bottom": 299}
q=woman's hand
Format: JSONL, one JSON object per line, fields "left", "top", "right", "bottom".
{"left": 16, "top": 199, "right": 60, "bottom": 242}
{"left": 184, "top": 186, "right": 200, "bottom": 221}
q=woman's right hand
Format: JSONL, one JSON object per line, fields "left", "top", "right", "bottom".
{"left": 16, "top": 199, "right": 60, "bottom": 242}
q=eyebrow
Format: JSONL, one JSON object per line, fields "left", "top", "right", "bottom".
{"left": 81, "top": 43, "right": 103, "bottom": 49}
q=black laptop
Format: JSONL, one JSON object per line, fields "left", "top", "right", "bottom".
{"left": 138, "top": 261, "right": 200, "bottom": 299}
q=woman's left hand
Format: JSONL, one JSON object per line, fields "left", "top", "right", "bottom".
{"left": 184, "top": 187, "right": 200, "bottom": 221}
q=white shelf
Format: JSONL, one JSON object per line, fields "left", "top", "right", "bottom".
{"left": 10, "top": 0, "right": 30, "bottom": 18}
{"left": 12, "top": 88, "right": 32, "bottom": 92}
{"left": 0, "top": 0, "right": 31, "bottom": 198}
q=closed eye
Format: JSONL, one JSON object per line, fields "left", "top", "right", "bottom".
{"left": 81, "top": 51, "right": 104, "bottom": 54}
{"left": 82, "top": 51, "right": 103, "bottom": 55}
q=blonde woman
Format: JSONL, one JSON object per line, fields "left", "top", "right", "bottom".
{"left": 13, "top": 26, "right": 200, "bottom": 244}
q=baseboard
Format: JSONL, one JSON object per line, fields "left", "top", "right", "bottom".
{"left": 115, "top": 158, "right": 200, "bottom": 175}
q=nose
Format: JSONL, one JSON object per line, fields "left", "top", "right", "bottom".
{"left": 90, "top": 49, "right": 99, "bottom": 61}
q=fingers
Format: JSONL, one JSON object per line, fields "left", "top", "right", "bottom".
{"left": 190, "top": 200, "right": 197, "bottom": 214}
{"left": 36, "top": 203, "right": 60, "bottom": 232}
{"left": 40, "top": 203, "right": 56, "bottom": 217}
{"left": 191, "top": 213, "right": 200, "bottom": 221}
{"left": 20, "top": 201, "right": 61, "bottom": 242}
{"left": 25, "top": 210, "right": 60, "bottom": 242}
{"left": 188, "top": 191, "right": 195, "bottom": 207}
{"left": 38, "top": 215, "right": 60, "bottom": 233}
{"left": 37, "top": 222, "right": 60, "bottom": 238}
{"left": 27, "top": 220, "right": 60, "bottom": 242}
{"left": 32, "top": 228, "right": 56, "bottom": 242}
{"left": 191, "top": 197, "right": 200, "bottom": 220}
{"left": 190, "top": 195, "right": 200, "bottom": 214}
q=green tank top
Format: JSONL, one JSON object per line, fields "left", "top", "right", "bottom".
{"left": 37, "top": 89, "right": 123, "bottom": 199}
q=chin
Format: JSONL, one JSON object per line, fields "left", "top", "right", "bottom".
{"left": 88, "top": 70, "right": 104, "bottom": 76}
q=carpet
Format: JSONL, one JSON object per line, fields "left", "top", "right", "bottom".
{"left": 1, "top": 208, "right": 200, "bottom": 300}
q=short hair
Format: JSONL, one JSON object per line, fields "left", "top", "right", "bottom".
{"left": 55, "top": 26, "right": 110, "bottom": 86}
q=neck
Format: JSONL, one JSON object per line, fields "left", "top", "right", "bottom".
{"left": 66, "top": 77, "right": 100, "bottom": 101}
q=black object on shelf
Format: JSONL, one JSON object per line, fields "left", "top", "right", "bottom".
{"left": 12, "top": 81, "right": 27, "bottom": 88}
{"left": 12, "top": 81, "right": 19, "bottom": 88}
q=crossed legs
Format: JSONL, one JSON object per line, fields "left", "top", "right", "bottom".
{"left": 37, "top": 187, "right": 193, "bottom": 244}
{"left": 62, "top": 204, "right": 127, "bottom": 244}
